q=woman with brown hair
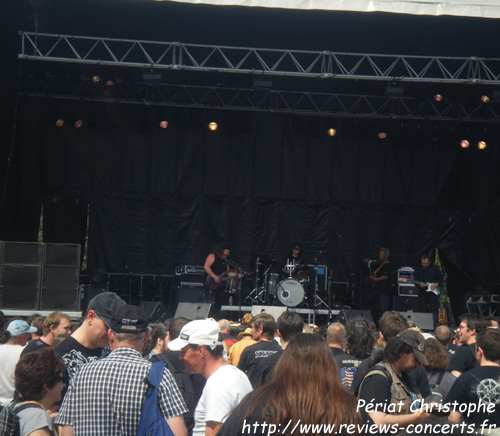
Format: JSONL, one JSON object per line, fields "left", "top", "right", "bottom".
{"left": 14, "top": 348, "right": 66, "bottom": 436}
{"left": 218, "top": 333, "right": 362, "bottom": 435}
{"left": 424, "top": 337, "right": 456, "bottom": 401}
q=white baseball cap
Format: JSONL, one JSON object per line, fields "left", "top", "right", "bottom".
{"left": 168, "top": 319, "right": 223, "bottom": 350}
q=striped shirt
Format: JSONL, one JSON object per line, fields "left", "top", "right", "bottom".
{"left": 55, "top": 347, "right": 187, "bottom": 436}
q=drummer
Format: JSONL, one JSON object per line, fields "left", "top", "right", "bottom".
{"left": 282, "top": 242, "right": 307, "bottom": 279}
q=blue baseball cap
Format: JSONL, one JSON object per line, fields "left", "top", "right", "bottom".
{"left": 7, "top": 320, "right": 37, "bottom": 336}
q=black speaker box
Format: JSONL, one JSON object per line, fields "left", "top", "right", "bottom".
{"left": 0, "top": 264, "right": 41, "bottom": 309}
{"left": 335, "top": 309, "right": 374, "bottom": 325}
{"left": 41, "top": 266, "right": 80, "bottom": 310}
{"left": 174, "top": 302, "right": 212, "bottom": 320}
{"left": 140, "top": 301, "right": 171, "bottom": 323}
{"left": 393, "top": 295, "right": 419, "bottom": 312}
{"left": 399, "top": 311, "right": 434, "bottom": 331}
{"left": 176, "top": 286, "right": 207, "bottom": 303}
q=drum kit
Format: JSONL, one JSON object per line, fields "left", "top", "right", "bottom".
{"left": 246, "top": 254, "right": 328, "bottom": 308}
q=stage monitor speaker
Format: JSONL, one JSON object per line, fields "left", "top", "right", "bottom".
{"left": 335, "top": 309, "right": 374, "bottom": 325}
{"left": 176, "top": 286, "right": 207, "bottom": 303}
{"left": 1, "top": 241, "right": 42, "bottom": 265}
{"left": 40, "top": 266, "right": 80, "bottom": 311}
{"left": 400, "top": 311, "right": 434, "bottom": 331}
{"left": 0, "top": 264, "right": 41, "bottom": 309}
{"left": 44, "top": 243, "right": 80, "bottom": 266}
{"left": 251, "top": 305, "right": 287, "bottom": 320}
{"left": 140, "top": 301, "right": 171, "bottom": 323}
{"left": 175, "top": 302, "right": 212, "bottom": 320}
{"left": 393, "top": 295, "right": 419, "bottom": 312}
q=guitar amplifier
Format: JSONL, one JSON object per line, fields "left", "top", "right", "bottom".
{"left": 398, "top": 283, "right": 418, "bottom": 296}
{"left": 175, "top": 265, "right": 205, "bottom": 287}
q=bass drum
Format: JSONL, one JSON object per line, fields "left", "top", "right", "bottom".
{"left": 276, "top": 279, "right": 305, "bottom": 307}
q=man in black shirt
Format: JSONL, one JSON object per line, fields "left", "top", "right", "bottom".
{"left": 368, "top": 247, "right": 392, "bottom": 322}
{"left": 237, "top": 313, "right": 281, "bottom": 388}
{"left": 413, "top": 254, "right": 444, "bottom": 326}
{"left": 447, "top": 328, "right": 500, "bottom": 428}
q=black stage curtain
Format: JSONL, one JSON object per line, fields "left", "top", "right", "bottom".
{"left": 2, "top": 101, "right": 500, "bottom": 317}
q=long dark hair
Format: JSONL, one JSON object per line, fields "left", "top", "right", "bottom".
{"left": 245, "top": 333, "right": 362, "bottom": 435}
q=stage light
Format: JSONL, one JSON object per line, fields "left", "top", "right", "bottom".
{"left": 478, "top": 141, "right": 487, "bottom": 150}
{"left": 74, "top": 120, "right": 83, "bottom": 128}
{"left": 208, "top": 122, "right": 218, "bottom": 131}
{"left": 460, "top": 140, "right": 470, "bottom": 149}
{"left": 434, "top": 94, "right": 443, "bottom": 102}
{"left": 378, "top": 132, "right": 387, "bottom": 139}
{"left": 56, "top": 119, "right": 64, "bottom": 127}
{"left": 159, "top": 121, "right": 168, "bottom": 129}
{"left": 327, "top": 128, "right": 337, "bottom": 137}
{"left": 105, "top": 80, "right": 115, "bottom": 86}
{"left": 92, "top": 75, "right": 101, "bottom": 83}
{"left": 481, "top": 95, "right": 491, "bottom": 103}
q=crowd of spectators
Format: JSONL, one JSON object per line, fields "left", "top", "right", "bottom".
{"left": 0, "top": 297, "right": 499, "bottom": 436}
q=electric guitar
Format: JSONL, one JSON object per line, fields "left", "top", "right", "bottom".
{"left": 407, "top": 280, "right": 442, "bottom": 296}
{"left": 206, "top": 271, "right": 252, "bottom": 292}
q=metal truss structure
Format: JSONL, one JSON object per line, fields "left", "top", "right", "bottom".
{"left": 18, "top": 32, "right": 500, "bottom": 121}
{"left": 19, "top": 75, "right": 500, "bottom": 122}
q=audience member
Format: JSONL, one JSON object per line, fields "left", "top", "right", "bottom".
{"left": 237, "top": 313, "right": 281, "bottom": 388}
{"left": 168, "top": 319, "right": 252, "bottom": 436}
{"left": 21, "top": 312, "right": 72, "bottom": 357}
{"left": 255, "top": 311, "right": 304, "bottom": 385}
{"left": 55, "top": 292, "right": 126, "bottom": 382}
{"left": 56, "top": 304, "right": 188, "bottom": 436}
{"left": 142, "top": 324, "right": 169, "bottom": 358}
{"left": 326, "top": 322, "right": 346, "bottom": 356}
{"left": 218, "top": 333, "right": 362, "bottom": 436}
{"left": 14, "top": 348, "right": 66, "bottom": 436}
{"left": 29, "top": 316, "right": 45, "bottom": 341}
{"left": 0, "top": 320, "right": 36, "bottom": 406}
{"left": 335, "top": 317, "right": 376, "bottom": 388}
{"left": 449, "top": 313, "right": 487, "bottom": 378}
{"left": 227, "top": 328, "right": 256, "bottom": 367}
{"left": 447, "top": 328, "right": 500, "bottom": 428}
{"left": 357, "top": 330, "right": 434, "bottom": 432}
{"left": 423, "top": 337, "right": 456, "bottom": 401}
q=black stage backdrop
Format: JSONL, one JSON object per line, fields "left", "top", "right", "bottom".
{"left": 2, "top": 98, "right": 500, "bottom": 318}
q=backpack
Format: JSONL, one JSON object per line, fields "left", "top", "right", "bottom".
{"left": 137, "top": 362, "right": 175, "bottom": 436}
{"left": 0, "top": 405, "right": 19, "bottom": 436}
{"left": 425, "top": 371, "right": 446, "bottom": 404}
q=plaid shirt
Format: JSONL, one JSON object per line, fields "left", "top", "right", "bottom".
{"left": 55, "top": 347, "right": 187, "bottom": 436}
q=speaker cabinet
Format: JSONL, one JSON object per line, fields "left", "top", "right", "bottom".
{"left": 176, "top": 286, "right": 207, "bottom": 303}
{"left": 40, "top": 266, "right": 80, "bottom": 310}
{"left": 0, "top": 241, "right": 42, "bottom": 265}
{"left": 335, "top": 309, "right": 374, "bottom": 325}
{"left": 44, "top": 243, "right": 80, "bottom": 266}
{"left": 140, "top": 301, "right": 170, "bottom": 323}
{"left": 251, "top": 305, "right": 287, "bottom": 320}
{"left": 393, "top": 295, "right": 419, "bottom": 312}
{"left": 0, "top": 264, "right": 41, "bottom": 309}
{"left": 399, "top": 311, "right": 434, "bottom": 331}
{"left": 174, "top": 302, "right": 212, "bottom": 320}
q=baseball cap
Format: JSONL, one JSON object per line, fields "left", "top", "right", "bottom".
{"left": 7, "top": 319, "right": 37, "bottom": 336}
{"left": 397, "top": 329, "right": 428, "bottom": 365}
{"left": 168, "top": 319, "right": 223, "bottom": 350}
{"left": 87, "top": 292, "right": 126, "bottom": 325}
{"left": 109, "top": 304, "right": 149, "bottom": 334}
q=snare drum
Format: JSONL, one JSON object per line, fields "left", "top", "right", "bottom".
{"left": 276, "top": 278, "right": 305, "bottom": 307}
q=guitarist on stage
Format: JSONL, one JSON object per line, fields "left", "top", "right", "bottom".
{"left": 368, "top": 247, "right": 392, "bottom": 322}
{"left": 204, "top": 243, "right": 242, "bottom": 316}
{"left": 413, "top": 254, "right": 444, "bottom": 326}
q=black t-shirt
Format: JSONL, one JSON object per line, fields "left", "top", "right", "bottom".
{"left": 330, "top": 346, "right": 345, "bottom": 357}
{"left": 358, "top": 366, "right": 420, "bottom": 427}
{"left": 237, "top": 340, "right": 282, "bottom": 388}
{"left": 335, "top": 353, "right": 364, "bottom": 389}
{"left": 20, "top": 339, "right": 50, "bottom": 357}
{"left": 445, "top": 366, "right": 500, "bottom": 427}
{"left": 448, "top": 344, "right": 476, "bottom": 374}
{"left": 256, "top": 349, "right": 283, "bottom": 386}
{"left": 55, "top": 336, "right": 104, "bottom": 382}
{"left": 371, "top": 261, "right": 392, "bottom": 294}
